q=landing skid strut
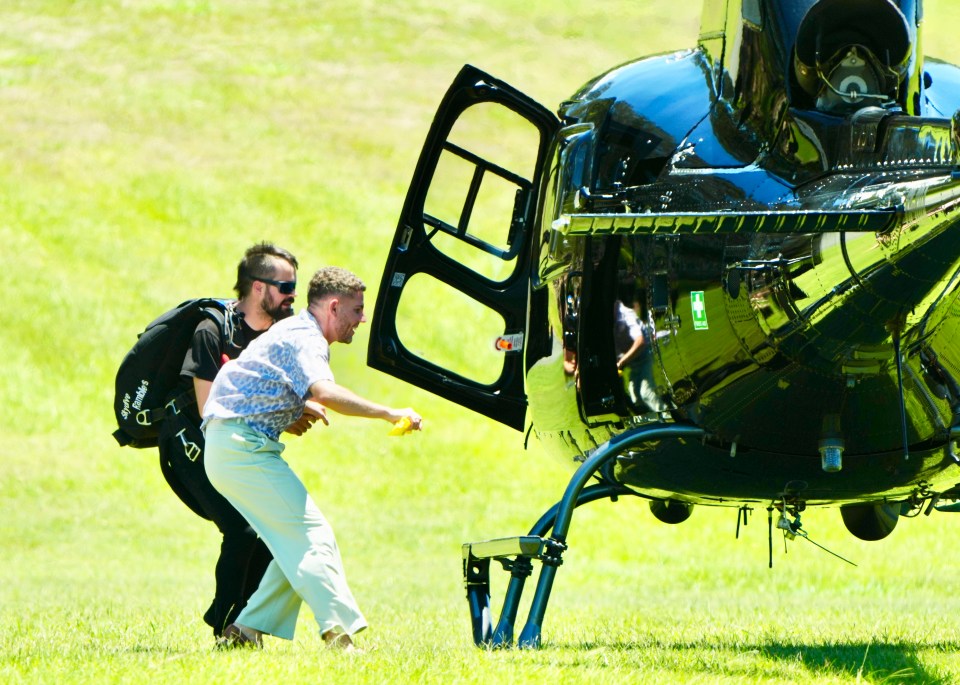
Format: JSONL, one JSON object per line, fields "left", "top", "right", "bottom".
{"left": 462, "top": 423, "right": 705, "bottom": 648}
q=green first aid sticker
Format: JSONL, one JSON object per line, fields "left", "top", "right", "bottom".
{"left": 691, "top": 291, "right": 708, "bottom": 330}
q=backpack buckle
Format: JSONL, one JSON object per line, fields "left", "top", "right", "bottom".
{"left": 136, "top": 409, "right": 153, "bottom": 426}
{"left": 165, "top": 392, "right": 196, "bottom": 417}
{"left": 176, "top": 428, "right": 202, "bottom": 462}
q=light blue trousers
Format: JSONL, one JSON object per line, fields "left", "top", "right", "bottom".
{"left": 203, "top": 418, "right": 367, "bottom": 640}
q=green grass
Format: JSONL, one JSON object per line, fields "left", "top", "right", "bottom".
{"left": 6, "top": 0, "right": 960, "bottom": 682}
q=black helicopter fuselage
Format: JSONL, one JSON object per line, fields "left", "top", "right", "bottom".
{"left": 368, "top": 0, "right": 960, "bottom": 648}
{"left": 369, "top": 0, "right": 960, "bottom": 511}
{"left": 530, "top": 47, "right": 960, "bottom": 507}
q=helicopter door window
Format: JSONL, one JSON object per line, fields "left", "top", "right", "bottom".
{"left": 422, "top": 103, "right": 542, "bottom": 282}
{"left": 394, "top": 272, "right": 507, "bottom": 385}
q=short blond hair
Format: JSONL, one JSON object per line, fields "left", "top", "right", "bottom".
{"left": 308, "top": 266, "right": 366, "bottom": 303}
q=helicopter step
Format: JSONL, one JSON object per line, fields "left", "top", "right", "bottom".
{"left": 462, "top": 535, "right": 564, "bottom": 648}
{"left": 461, "top": 423, "right": 705, "bottom": 648}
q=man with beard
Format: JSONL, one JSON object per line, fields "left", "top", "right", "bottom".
{"left": 157, "top": 241, "right": 306, "bottom": 641}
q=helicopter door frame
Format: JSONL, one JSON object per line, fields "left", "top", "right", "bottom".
{"left": 368, "top": 65, "right": 560, "bottom": 430}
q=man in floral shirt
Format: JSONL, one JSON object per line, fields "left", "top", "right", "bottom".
{"left": 202, "top": 266, "right": 422, "bottom": 650}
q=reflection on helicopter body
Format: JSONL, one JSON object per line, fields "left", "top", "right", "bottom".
{"left": 614, "top": 298, "right": 670, "bottom": 414}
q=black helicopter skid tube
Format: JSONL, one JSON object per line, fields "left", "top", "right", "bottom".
{"left": 462, "top": 422, "right": 705, "bottom": 648}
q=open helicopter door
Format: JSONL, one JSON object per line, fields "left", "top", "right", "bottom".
{"left": 368, "top": 65, "right": 560, "bottom": 430}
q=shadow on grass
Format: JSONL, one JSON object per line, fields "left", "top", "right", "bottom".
{"left": 554, "top": 637, "right": 958, "bottom": 684}
{"left": 758, "top": 642, "right": 948, "bottom": 684}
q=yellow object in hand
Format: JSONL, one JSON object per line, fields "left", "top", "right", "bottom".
{"left": 389, "top": 416, "right": 413, "bottom": 436}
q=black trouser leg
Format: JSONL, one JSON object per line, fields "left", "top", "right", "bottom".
{"left": 158, "top": 413, "right": 273, "bottom": 636}
{"left": 204, "top": 511, "right": 272, "bottom": 633}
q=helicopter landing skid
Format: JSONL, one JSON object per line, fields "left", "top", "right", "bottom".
{"left": 461, "top": 423, "right": 705, "bottom": 648}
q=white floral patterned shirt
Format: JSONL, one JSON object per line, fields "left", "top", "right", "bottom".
{"left": 202, "top": 308, "right": 334, "bottom": 440}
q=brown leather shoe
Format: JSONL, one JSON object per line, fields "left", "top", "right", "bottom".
{"left": 216, "top": 623, "right": 262, "bottom": 649}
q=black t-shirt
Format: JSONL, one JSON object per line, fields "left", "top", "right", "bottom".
{"left": 172, "top": 308, "right": 266, "bottom": 423}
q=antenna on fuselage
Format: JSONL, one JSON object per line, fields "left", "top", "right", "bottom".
{"left": 767, "top": 498, "right": 858, "bottom": 568}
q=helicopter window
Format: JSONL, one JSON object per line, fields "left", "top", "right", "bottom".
{"left": 422, "top": 103, "right": 542, "bottom": 283}
{"left": 742, "top": 0, "right": 762, "bottom": 27}
{"left": 394, "top": 272, "right": 507, "bottom": 386}
{"left": 446, "top": 102, "right": 541, "bottom": 180}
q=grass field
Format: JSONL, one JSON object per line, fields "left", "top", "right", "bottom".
{"left": 5, "top": 1, "right": 960, "bottom": 683}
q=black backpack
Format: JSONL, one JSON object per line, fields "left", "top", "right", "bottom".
{"left": 112, "top": 298, "right": 235, "bottom": 448}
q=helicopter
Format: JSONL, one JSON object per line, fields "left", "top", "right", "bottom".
{"left": 367, "top": 0, "right": 960, "bottom": 648}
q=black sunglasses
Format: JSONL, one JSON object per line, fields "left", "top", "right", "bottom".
{"left": 257, "top": 277, "right": 297, "bottom": 294}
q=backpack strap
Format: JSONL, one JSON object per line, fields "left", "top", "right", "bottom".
{"left": 143, "top": 301, "right": 234, "bottom": 428}
{"left": 133, "top": 388, "right": 196, "bottom": 428}
{"left": 164, "top": 389, "right": 197, "bottom": 417}
{"left": 112, "top": 427, "right": 135, "bottom": 447}
{"left": 203, "top": 300, "right": 240, "bottom": 358}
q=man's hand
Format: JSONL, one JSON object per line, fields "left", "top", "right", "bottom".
{"left": 389, "top": 408, "right": 423, "bottom": 432}
{"left": 284, "top": 400, "right": 329, "bottom": 436}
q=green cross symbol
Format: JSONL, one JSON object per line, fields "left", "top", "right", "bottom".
{"left": 691, "top": 291, "right": 708, "bottom": 330}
